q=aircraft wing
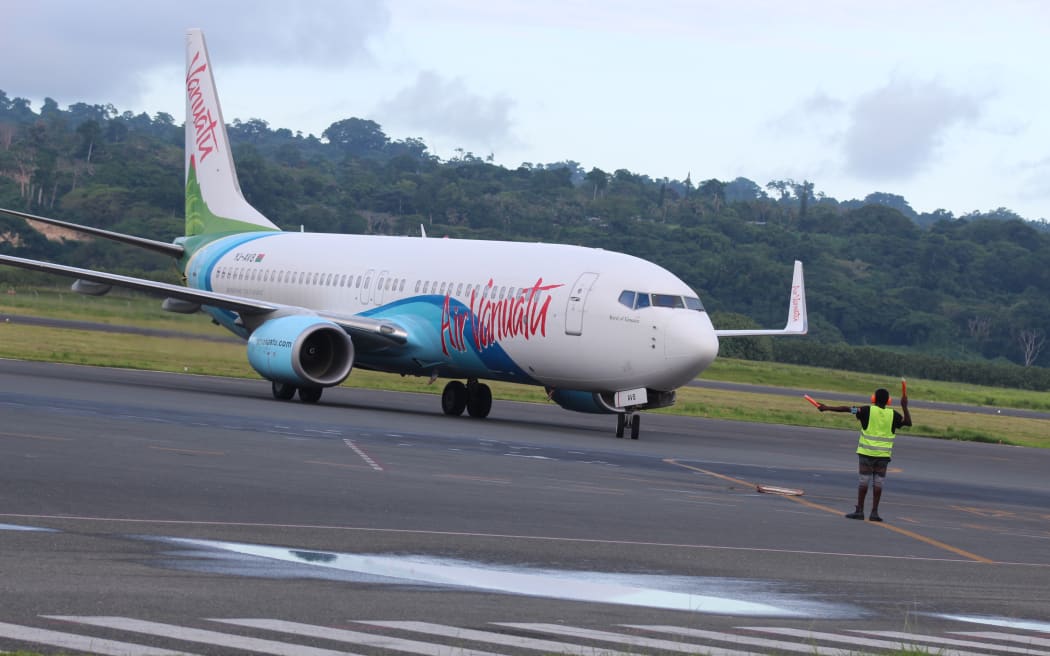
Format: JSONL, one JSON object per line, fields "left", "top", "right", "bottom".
{"left": 0, "top": 254, "right": 408, "bottom": 347}
{"left": 0, "top": 207, "right": 184, "bottom": 258}
{"left": 714, "top": 260, "right": 808, "bottom": 337}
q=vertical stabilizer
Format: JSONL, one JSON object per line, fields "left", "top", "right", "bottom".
{"left": 184, "top": 28, "right": 280, "bottom": 237}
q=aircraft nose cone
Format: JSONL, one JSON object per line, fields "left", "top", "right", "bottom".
{"left": 661, "top": 311, "right": 719, "bottom": 388}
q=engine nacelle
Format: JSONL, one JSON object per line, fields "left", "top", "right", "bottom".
{"left": 548, "top": 389, "right": 620, "bottom": 414}
{"left": 247, "top": 315, "right": 354, "bottom": 387}
{"left": 548, "top": 388, "right": 678, "bottom": 414}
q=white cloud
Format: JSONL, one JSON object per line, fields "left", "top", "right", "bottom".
{"left": 842, "top": 79, "right": 984, "bottom": 180}
{"left": 375, "top": 71, "right": 517, "bottom": 152}
{"left": 2, "top": 0, "right": 389, "bottom": 105}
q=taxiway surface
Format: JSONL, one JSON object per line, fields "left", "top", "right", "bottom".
{"left": 1, "top": 359, "right": 1048, "bottom": 654}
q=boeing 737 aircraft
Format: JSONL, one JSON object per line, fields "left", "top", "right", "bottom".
{"left": 0, "top": 29, "right": 807, "bottom": 439}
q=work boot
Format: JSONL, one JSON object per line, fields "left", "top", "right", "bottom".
{"left": 868, "top": 511, "right": 883, "bottom": 522}
{"left": 845, "top": 510, "right": 864, "bottom": 520}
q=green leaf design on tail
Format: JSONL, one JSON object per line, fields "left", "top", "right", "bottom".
{"left": 185, "top": 156, "right": 279, "bottom": 237}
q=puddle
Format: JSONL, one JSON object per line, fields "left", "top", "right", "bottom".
{"left": 934, "top": 614, "right": 1050, "bottom": 633}
{"left": 151, "top": 536, "right": 855, "bottom": 618}
{"left": 0, "top": 523, "right": 58, "bottom": 532}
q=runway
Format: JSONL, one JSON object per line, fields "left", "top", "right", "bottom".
{"left": 1, "top": 358, "right": 1049, "bottom": 655}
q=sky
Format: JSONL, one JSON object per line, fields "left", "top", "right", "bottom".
{"left": 4, "top": 0, "right": 1050, "bottom": 221}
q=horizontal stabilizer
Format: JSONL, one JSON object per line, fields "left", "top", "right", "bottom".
{"left": 715, "top": 260, "right": 807, "bottom": 337}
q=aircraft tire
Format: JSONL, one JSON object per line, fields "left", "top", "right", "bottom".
{"left": 630, "top": 414, "right": 641, "bottom": 440}
{"left": 272, "top": 381, "right": 297, "bottom": 400}
{"left": 441, "top": 381, "right": 467, "bottom": 416}
{"left": 615, "top": 413, "right": 626, "bottom": 438}
{"left": 466, "top": 383, "right": 492, "bottom": 418}
{"left": 298, "top": 386, "right": 323, "bottom": 404}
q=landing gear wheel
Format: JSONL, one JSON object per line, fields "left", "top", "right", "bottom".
{"left": 466, "top": 381, "right": 492, "bottom": 418}
{"left": 298, "top": 386, "right": 323, "bottom": 404}
{"left": 441, "top": 380, "right": 467, "bottom": 416}
{"left": 615, "top": 413, "right": 626, "bottom": 438}
{"left": 630, "top": 413, "right": 641, "bottom": 440}
{"left": 272, "top": 381, "right": 297, "bottom": 400}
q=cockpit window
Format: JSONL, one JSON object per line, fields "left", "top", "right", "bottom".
{"left": 652, "top": 294, "right": 685, "bottom": 309}
{"left": 618, "top": 290, "right": 706, "bottom": 312}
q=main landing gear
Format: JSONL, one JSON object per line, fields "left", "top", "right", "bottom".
{"left": 272, "top": 381, "right": 323, "bottom": 404}
{"left": 441, "top": 379, "right": 493, "bottom": 418}
{"left": 616, "top": 412, "right": 641, "bottom": 439}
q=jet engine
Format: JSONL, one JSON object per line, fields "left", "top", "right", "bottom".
{"left": 247, "top": 315, "right": 354, "bottom": 387}
{"left": 548, "top": 388, "right": 678, "bottom": 414}
{"left": 547, "top": 389, "right": 620, "bottom": 414}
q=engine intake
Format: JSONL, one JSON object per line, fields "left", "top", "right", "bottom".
{"left": 247, "top": 315, "right": 354, "bottom": 387}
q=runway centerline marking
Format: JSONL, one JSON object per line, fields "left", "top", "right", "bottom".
{"left": 343, "top": 439, "right": 384, "bottom": 471}
{"left": 665, "top": 459, "right": 995, "bottom": 564}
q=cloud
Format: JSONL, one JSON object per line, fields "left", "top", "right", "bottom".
{"left": 842, "top": 78, "right": 983, "bottom": 180}
{"left": 375, "top": 70, "right": 516, "bottom": 150}
{"left": 2, "top": 0, "right": 389, "bottom": 105}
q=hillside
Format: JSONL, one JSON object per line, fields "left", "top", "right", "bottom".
{"left": 1, "top": 92, "right": 1048, "bottom": 378}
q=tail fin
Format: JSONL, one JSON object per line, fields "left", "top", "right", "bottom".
{"left": 184, "top": 28, "right": 279, "bottom": 237}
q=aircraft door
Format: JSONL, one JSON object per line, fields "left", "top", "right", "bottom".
{"left": 374, "top": 269, "right": 389, "bottom": 305}
{"left": 565, "top": 272, "right": 599, "bottom": 336}
{"left": 361, "top": 268, "right": 375, "bottom": 304}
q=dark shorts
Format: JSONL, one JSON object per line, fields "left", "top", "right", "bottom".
{"left": 858, "top": 455, "right": 890, "bottom": 476}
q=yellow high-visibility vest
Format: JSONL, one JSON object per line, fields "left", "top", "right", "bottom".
{"left": 857, "top": 405, "right": 896, "bottom": 457}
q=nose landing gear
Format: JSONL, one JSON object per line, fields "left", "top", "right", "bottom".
{"left": 616, "top": 412, "right": 640, "bottom": 439}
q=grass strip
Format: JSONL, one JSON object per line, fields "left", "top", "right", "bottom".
{"left": 2, "top": 320, "right": 1046, "bottom": 449}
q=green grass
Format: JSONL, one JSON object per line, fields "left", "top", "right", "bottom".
{"left": 2, "top": 285, "right": 1048, "bottom": 449}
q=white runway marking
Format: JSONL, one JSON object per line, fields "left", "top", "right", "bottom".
{"left": 743, "top": 627, "right": 990, "bottom": 656}
{"left": 0, "top": 621, "right": 196, "bottom": 656}
{"left": 857, "top": 630, "right": 1050, "bottom": 655}
{"left": 494, "top": 623, "right": 760, "bottom": 655}
{"left": 364, "top": 621, "right": 638, "bottom": 655}
{"left": 343, "top": 439, "right": 384, "bottom": 471}
{"left": 624, "top": 625, "right": 855, "bottom": 655}
{"left": 214, "top": 619, "right": 505, "bottom": 656}
{"left": 954, "top": 632, "right": 1050, "bottom": 648}
{"left": 3, "top": 617, "right": 1049, "bottom": 655}
{"left": 45, "top": 617, "right": 360, "bottom": 656}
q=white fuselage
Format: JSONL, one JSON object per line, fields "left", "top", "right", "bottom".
{"left": 185, "top": 231, "right": 720, "bottom": 394}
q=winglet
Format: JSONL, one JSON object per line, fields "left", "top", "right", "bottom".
{"left": 714, "top": 260, "right": 808, "bottom": 337}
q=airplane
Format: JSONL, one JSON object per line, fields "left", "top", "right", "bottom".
{"left": 0, "top": 28, "right": 807, "bottom": 440}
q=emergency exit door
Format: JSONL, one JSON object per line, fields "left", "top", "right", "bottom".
{"left": 565, "top": 272, "right": 599, "bottom": 336}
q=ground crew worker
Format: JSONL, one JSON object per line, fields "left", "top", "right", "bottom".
{"left": 817, "top": 387, "right": 911, "bottom": 522}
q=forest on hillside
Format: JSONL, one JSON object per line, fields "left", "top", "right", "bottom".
{"left": 1, "top": 91, "right": 1048, "bottom": 376}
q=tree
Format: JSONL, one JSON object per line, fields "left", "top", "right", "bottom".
{"left": 585, "top": 167, "right": 608, "bottom": 201}
{"left": 793, "top": 180, "right": 814, "bottom": 219}
{"left": 1017, "top": 329, "right": 1045, "bottom": 367}
{"left": 322, "top": 118, "right": 389, "bottom": 157}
